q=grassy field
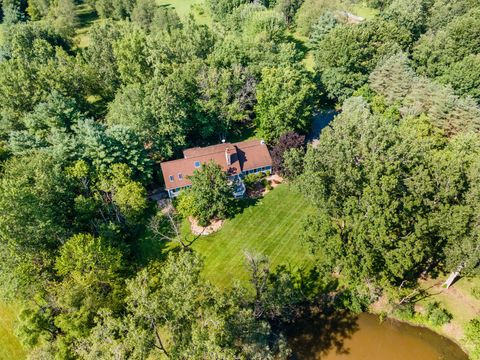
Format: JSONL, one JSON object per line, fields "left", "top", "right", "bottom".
{"left": 419, "top": 277, "right": 480, "bottom": 329}
{"left": 192, "top": 185, "right": 316, "bottom": 287}
{"left": 157, "top": 0, "right": 203, "bottom": 17}
{"left": 74, "top": 3, "right": 100, "bottom": 48}
{"left": 156, "top": 0, "right": 212, "bottom": 25}
{"left": 349, "top": 1, "right": 379, "bottom": 19}
{"left": 0, "top": 302, "right": 25, "bottom": 360}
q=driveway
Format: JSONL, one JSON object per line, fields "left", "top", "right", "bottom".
{"left": 308, "top": 109, "right": 338, "bottom": 147}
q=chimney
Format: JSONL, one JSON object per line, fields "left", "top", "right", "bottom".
{"left": 225, "top": 147, "right": 232, "bottom": 166}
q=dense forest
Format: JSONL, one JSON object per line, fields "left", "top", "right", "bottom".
{"left": 0, "top": 0, "right": 479, "bottom": 358}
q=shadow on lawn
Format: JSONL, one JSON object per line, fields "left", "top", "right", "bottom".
{"left": 230, "top": 196, "right": 261, "bottom": 217}
{"left": 76, "top": 4, "right": 98, "bottom": 29}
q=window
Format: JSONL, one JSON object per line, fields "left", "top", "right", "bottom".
{"left": 194, "top": 161, "right": 201, "bottom": 168}
{"left": 169, "top": 175, "right": 174, "bottom": 182}
{"left": 178, "top": 173, "right": 183, "bottom": 180}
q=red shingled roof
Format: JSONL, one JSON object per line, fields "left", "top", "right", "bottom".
{"left": 161, "top": 139, "right": 272, "bottom": 190}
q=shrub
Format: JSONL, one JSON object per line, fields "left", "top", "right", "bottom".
{"left": 392, "top": 302, "right": 415, "bottom": 320}
{"left": 271, "top": 131, "right": 305, "bottom": 174}
{"left": 244, "top": 172, "right": 265, "bottom": 190}
{"left": 175, "top": 190, "right": 198, "bottom": 219}
{"left": 465, "top": 317, "right": 480, "bottom": 360}
{"left": 471, "top": 286, "right": 480, "bottom": 300}
{"left": 336, "top": 289, "right": 370, "bottom": 313}
{"left": 425, "top": 302, "right": 452, "bottom": 327}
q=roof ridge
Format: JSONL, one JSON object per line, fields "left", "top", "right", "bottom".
{"left": 185, "top": 146, "right": 236, "bottom": 159}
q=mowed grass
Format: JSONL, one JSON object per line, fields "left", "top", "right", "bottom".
{"left": 420, "top": 277, "right": 480, "bottom": 328}
{"left": 192, "top": 185, "right": 316, "bottom": 288}
{"left": 74, "top": 3, "right": 100, "bottom": 48}
{"left": 157, "top": 0, "right": 203, "bottom": 17}
{"left": 349, "top": 2, "right": 379, "bottom": 19}
{"left": 156, "top": 0, "right": 212, "bottom": 25}
{"left": 0, "top": 302, "right": 25, "bottom": 360}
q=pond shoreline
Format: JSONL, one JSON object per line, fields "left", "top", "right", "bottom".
{"left": 371, "top": 310, "right": 470, "bottom": 357}
{"left": 287, "top": 311, "right": 468, "bottom": 360}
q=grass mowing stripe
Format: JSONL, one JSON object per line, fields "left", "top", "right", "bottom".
{"left": 192, "top": 185, "right": 314, "bottom": 287}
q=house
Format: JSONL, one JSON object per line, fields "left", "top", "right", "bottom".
{"left": 160, "top": 139, "right": 273, "bottom": 198}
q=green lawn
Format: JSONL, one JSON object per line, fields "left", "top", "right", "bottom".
{"left": 156, "top": 0, "right": 212, "bottom": 25}
{"left": 192, "top": 185, "right": 316, "bottom": 287}
{"left": 74, "top": 3, "right": 100, "bottom": 48}
{"left": 0, "top": 302, "right": 25, "bottom": 360}
{"left": 349, "top": 2, "right": 379, "bottom": 19}
{"left": 420, "top": 277, "right": 480, "bottom": 328}
{"left": 157, "top": 0, "right": 203, "bottom": 17}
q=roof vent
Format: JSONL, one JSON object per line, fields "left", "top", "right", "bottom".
{"left": 221, "top": 139, "right": 226, "bottom": 143}
{"left": 260, "top": 140, "right": 265, "bottom": 145}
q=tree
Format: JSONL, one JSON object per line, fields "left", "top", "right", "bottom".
{"left": 84, "top": 20, "right": 123, "bottom": 102}
{"left": 74, "top": 120, "right": 153, "bottom": 181}
{"left": 206, "top": 0, "right": 249, "bottom": 20}
{"left": 148, "top": 202, "right": 199, "bottom": 249}
{"left": 147, "top": 17, "right": 215, "bottom": 70}
{"left": 78, "top": 251, "right": 292, "bottom": 359}
{"left": 412, "top": 8, "right": 480, "bottom": 78}
{"left": 112, "top": 25, "right": 151, "bottom": 85}
{"left": 2, "top": 2, "right": 25, "bottom": 24}
{"left": 274, "top": 0, "right": 304, "bottom": 25}
{"left": 465, "top": 317, "right": 480, "bottom": 360}
{"left": 308, "top": 10, "right": 338, "bottom": 46}
{"left": 48, "top": 0, "right": 78, "bottom": 38}
{"left": 130, "top": 0, "right": 157, "bottom": 31}
{"left": 97, "top": 163, "right": 148, "bottom": 224}
{"left": 150, "top": 6, "right": 181, "bottom": 34}
{"left": 282, "top": 147, "right": 305, "bottom": 180}
{"left": 314, "top": 18, "right": 411, "bottom": 101}
{"left": 0, "top": 22, "right": 91, "bottom": 115}
{"left": 197, "top": 64, "right": 256, "bottom": 140}
{"left": 439, "top": 54, "right": 480, "bottom": 103}
{"left": 294, "top": 0, "right": 342, "bottom": 36}
{"left": 242, "top": 8, "right": 287, "bottom": 44}
{"left": 183, "top": 161, "right": 232, "bottom": 226}
{"left": 92, "top": 0, "right": 135, "bottom": 20}
{"left": 78, "top": 251, "right": 236, "bottom": 359}
{"left": 426, "top": 0, "right": 477, "bottom": 31}
{"left": 369, "top": 53, "right": 480, "bottom": 136}
{"left": 381, "top": 0, "right": 430, "bottom": 40}
{"left": 0, "top": 152, "right": 74, "bottom": 298}
{"left": 297, "top": 97, "right": 450, "bottom": 293}
{"left": 271, "top": 131, "right": 305, "bottom": 175}
{"left": 255, "top": 66, "right": 316, "bottom": 144}
{"left": 106, "top": 65, "right": 198, "bottom": 160}
{"left": 17, "top": 233, "right": 127, "bottom": 358}
{"left": 26, "top": 0, "right": 51, "bottom": 20}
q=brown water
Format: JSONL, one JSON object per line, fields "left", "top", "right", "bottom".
{"left": 287, "top": 312, "right": 468, "bottom": 360}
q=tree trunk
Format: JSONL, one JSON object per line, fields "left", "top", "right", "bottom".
{"left": 443, "top": 264, "right": 464, "bottom": 289}
{"left": 444, "top": 243, "right": 480, "bottom": 289}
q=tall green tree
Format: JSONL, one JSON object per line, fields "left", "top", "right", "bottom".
{"left": 17, "top": 233, "right": 127, "bottom": 358}
{"left": 197, "top": 64, "right": 256, "bottom": 140}
{"left": 314, "top": 18, "right": 411, "bottom": 100}
{"left": 298, "top": 97, "right": 449, "bottom": 294}
{"left": 255, "top": 66, "right": 315, "bottom": 143}
{"left": 0, "top": 152, "right": 74, "bottom": 298}
{"left": 181, "top": 161, "right": 232, "bottom": 226}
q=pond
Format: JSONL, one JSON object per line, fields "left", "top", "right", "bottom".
{"left": 287, "top": 312, "right": 468, "bottom": 360}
